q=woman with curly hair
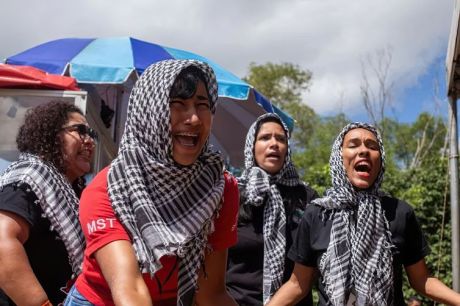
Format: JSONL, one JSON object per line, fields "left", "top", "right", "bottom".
{"left": 0, "top": 101, "right": 97, "bottom": 306}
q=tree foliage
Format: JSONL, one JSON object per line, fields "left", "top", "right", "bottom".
{"left": 243, "top": 62, "right": 316, "bottom": 149}
{"left": 383, "top": 155, "right": 451, "bottom": 304}
{"left": 244, "top": 62, "right": 312, "bottom": 107}
{"left": 293, "top": 113, "right": 349, "bottom": 195}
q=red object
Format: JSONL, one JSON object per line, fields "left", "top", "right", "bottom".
{"left": 0, "top": 64, "right": 79, "bottom": 90}
{"left": 75, "top": 167, "right": 239, "bottom": 305}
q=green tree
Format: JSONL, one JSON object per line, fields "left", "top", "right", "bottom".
{"left": 293, "top": 113, "right": 350, "bottom": 195}
{"left": 243, "top": 62, "right": 317, "bottom": 150}
{"left": 244, "top": 62, "right": 312, "bottom": 107}
{"left": 380, "top": 113, "right": 451, "bottom": 303}
{"left": 383, "top": 156, "right": 451, "bottom": 304}
{"left": 283, "top": 101, "right": 319, "bottom": 148}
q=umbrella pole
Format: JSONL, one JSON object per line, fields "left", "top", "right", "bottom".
{"left": 449, "top": 94, "right": 460, "bottom": 291}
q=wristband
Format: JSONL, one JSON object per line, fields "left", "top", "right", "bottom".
{"left": 41, "top": 300, "right": 53, "bottom": 306}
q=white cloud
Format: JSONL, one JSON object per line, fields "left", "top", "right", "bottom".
{"left": 0, "top": 0, "right": 454, "bottom": 117}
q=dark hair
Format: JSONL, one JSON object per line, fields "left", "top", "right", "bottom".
{"left": 169, "top": 66, "right": 209, "bottom": 100}
{"left": 238, "top": 115, "right": 290, "bottom": 224}
{"left": 251, "top": 116, "right": 287, "bottom": 162}
{"left": 16, "top": 101, "right": 84, "bottom": 175}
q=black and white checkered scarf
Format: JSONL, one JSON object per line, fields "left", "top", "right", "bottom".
{"left": 108, "top": 60, "right": 225, "bottom": 306}
{"left": 0, "top": 153, "right": 84, "bottom": 274}
{"left": 312, "top": 122, "right": 394, "bottom": 305}
{"left": 238, "top": 113, "right": 304, "bottom": 304}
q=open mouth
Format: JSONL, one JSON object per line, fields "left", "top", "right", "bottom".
{"left": 355, "top": 164, "right": 370, "bottom": 172}
{"left": 174, "top": 132, "right": 199, "bottom": 147}
{"left": 266, "top": 152, "right": 280, "bottom": 159}
{"left": 267, "top": 152, "right": 280, "bottom": 157}
{"left": 355, "top": 162, "right": 371, "bottom": 175}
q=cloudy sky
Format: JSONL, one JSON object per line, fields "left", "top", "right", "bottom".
{"left": 0, "top": 0, "right": 455, "bottom": 122}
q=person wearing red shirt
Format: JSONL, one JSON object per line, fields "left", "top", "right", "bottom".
{"left": 65, "top": 60, "right": 239, "bottom": 306}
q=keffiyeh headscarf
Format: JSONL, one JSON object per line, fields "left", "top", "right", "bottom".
{"left": 108, "top": 60, "right": 225, "bottom": 306}
{"left": 312, "top": 122, "right": 394, "bottom": 305}
{"left": 238, "top": 113, "right": 304, "bottom": 305}
{"left": 0, "top": 153, "right": 84, "bottom": 274}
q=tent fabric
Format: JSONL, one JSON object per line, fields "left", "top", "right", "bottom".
{"left": 0, "top": 64, "right": 80, "bottom": 91}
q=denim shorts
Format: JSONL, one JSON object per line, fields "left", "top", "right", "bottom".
{"left": 64, "top": 285, "right": 94, "bottom": 306}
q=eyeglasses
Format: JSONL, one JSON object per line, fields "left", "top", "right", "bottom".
{"left": 61, "top": 124, "right": 98, "bottom": 141}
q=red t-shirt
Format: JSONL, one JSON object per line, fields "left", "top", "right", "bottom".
{"left": 75, "top": 167, "right": 239, "bottom": 306}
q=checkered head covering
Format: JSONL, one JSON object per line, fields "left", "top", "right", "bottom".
{"left": 238, "top": 113, "right": 304, "bottom": 304}
{"left": 312, "top": 122, "right": 394, "bottom": 305}
{"left": 0, "top": 153, "right": 84, "bottom": 274}
{"left": 108, "top": 59, "right": 225, "bottom": 306}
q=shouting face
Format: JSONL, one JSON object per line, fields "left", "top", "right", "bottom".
{"left": 170, "top": 80, "right": 212, "bottom": 166}
{"left": 254, "top": 121, "right": 288, "bottom": 175}
{"left": 342, "top": 128, "right": 381, "bottom": 189}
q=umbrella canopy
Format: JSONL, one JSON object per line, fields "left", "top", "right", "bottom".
{"left": 6, "top": 37, "right": 293, "bottom": 167}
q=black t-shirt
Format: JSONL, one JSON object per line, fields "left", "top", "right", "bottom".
{"left": 0, "top": 183, "right": 73, "bottom": 306}
{"left": 226, "top": 183, "right": 318, "bottom": 306}
{"left": 288, "top": 195, "right": 430, "bottom": 306}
